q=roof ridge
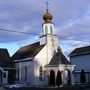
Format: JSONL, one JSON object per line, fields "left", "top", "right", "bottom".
{"left": 20, "top": 42, "right": 39, "bottom": 49}
{"left": 0, "top": 48, "right": 7, "bottom": 50}
{"left": 11, "top": 42, "right": 45, "bottom": 61}
{"left": 69, "top": 45, "right": 90, "bottom": 56}
{"left": 75, "top": 45, "right": 90, "bottom": 49}
{"left": 48, "top": 51, "right": 70, "bottom": 66}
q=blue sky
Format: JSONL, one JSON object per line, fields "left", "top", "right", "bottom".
{"left": 0, "top": 0, "right": 90, "bottom": 56}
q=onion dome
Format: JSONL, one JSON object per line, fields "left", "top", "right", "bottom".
{"left": 43, "top": 9, "right": 53, "bottom": 23}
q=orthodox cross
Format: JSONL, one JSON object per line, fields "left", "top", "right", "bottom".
{"left": 46, "top": 1, "right": 49, "bottom": 10}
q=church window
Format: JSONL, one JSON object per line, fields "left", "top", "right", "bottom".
{"left": 24, "top": 66, "right": 27, "bottom": 80}
{"left": 16, "top": 68, "right": 19, "bottom": 80}
{"left": 45, "top": 25, "right": 48, "bottom": 34}
{"left": 50, "top": 25, "right": 53, "bottom": 34}
{"left": 39, "top": 66, "right": 43, "bottom": 80}
{"left": 3, "top": 73, "right": 6, "bottom": 78}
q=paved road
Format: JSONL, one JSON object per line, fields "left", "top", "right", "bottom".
{"left": 1, "top": 86, "right": 90, "bottom": 90}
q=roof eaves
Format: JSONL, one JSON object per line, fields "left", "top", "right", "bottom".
{"left": 33, "top": 44, "right": 46, "bottom": 58}
{"left": 13, "top": 57, "right": 33, "bottom": 63}
{"left": 70, "top": 52, "right": 90, "bottom": 57}
{"left": 45, "top": 64, "right": 58, "bottom": 68}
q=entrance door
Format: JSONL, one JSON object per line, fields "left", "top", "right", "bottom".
{"left": 49, "top": 70, "right": 55, "bottom": 86}
{"left": 68, "top": 70, "right": 71, "bottom": 85}
{"left": 64, "top": 70, "right": 71, "bottom": 85}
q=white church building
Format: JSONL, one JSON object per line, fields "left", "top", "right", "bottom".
{"left": 11, "top": 9, "right": 75, "bottom": 86}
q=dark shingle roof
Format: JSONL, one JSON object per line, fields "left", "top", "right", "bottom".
{"left": 46, "top": 50, "right": 70, "bottom": 67}
{"left": 11, "top": 42, "right": 45, "bottom": 61}
{"left": 69, "top": 46, "right": 90, "bottom": 57}
{"left": 0, "top": 48, "right": 11, "bottom": 67}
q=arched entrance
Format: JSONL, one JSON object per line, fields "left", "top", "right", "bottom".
{"left": 49, "top": 70, "right": 55, "bottom": 86}
{"left": 68, "top": 70, "right": 71, "bottom": 85}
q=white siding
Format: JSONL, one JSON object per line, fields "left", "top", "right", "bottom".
{"left": 15, "top": 61, "right": 35, "bottom": 85}
{"left": 70, "top": 54, "right": 90, "bottom": 71}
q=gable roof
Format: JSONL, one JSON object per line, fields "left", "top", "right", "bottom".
{"left": 0, "top": 48, "right": 11, "bottom": 67}
{"left": 69, "top": 46, "right": 90, "bottom": 57}
{"left": 11, "top": 42, "right": 45, "bottom": 61}
{"left": 45, "top": 50, "right": 70, "bottom": 67}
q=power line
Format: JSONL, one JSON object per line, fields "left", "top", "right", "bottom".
{"left": 0, "top": 3, "right": 41, "bottom": 15}
{"left": 0, "top": 3, "right": 68, "bottom": 22}
{"left": 0, "top": 3, "right": 90, "bottom": 29}
{"left": 0, "top": 28, "right": 41, "bottom": 35}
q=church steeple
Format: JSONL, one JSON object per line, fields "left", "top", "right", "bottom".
{"left": 40, "top": 5, "right": 59, "bottom": 63}
{"left": 40, "top": 4, "right": 59, "bottom": 52}
{"left": 43, "top": 1, "right": 52, "bottom": 23}
{"left": 42, "top": 9, "right": 55, "bottom": 35}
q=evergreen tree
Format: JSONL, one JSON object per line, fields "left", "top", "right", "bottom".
{"left": 56, "top": 70, "right": 62, "bottom": 86}
{"left": 50, "top": 70, "right": 55, "bottom": 86}
{"left": 80, "top": 69, "right": 86, "bottom": 84}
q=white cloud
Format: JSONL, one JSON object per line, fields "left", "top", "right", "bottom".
{"left": 62, "top": 39, "right": 89, "bottom": 47}
{"left": 0, "top": 0, "right": 90, "bottom": 54}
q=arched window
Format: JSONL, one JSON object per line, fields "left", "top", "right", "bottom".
{"left": 50, "top": 25, "right": 53, "bottom": 34}
{"left": 24, "top": 66, "right": 27, "bottom": 80}
{"left": 45, "top": 25, "right": 48, "bottom": 34}
{"left": 16, "top": 68, "right": 19, "bottom": 80}
{"left": 39, "top": 66, "right": 43, "bottom": 80}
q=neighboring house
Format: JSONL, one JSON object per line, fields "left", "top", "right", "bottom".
{"left": 0, "top": 48, "right": 15, "bottom": 85}
{"left": 11, "top": 9, "right": 75, "bottom": 86}
{"left": 69, "top": 46, "right": 90, "bottom": 84}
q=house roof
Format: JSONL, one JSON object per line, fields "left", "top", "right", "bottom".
{"left": 69, "top": 46, "right": 90, "bottom": 57}
{"left": 0, "top": 48, "right": 11, "bottom": 67}
{"left": 45, "top": 49, "right": 70, "bottom": 67}
{"left": 11, "top": 42, "right": 45, "bottom": 61}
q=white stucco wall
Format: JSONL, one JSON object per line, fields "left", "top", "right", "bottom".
{"left": 34, "top": 45, "right": 47, "bottom": 65}
{"left": 40, "top": 36, "right": 47, "bottom": 45}
{"left": 15, "top": 60, "right": 35, "bottom": 85}
{"left": 34, "top": 45, "right": 50, "bottom": 86}
{"left": 45, "top": 64, "right": 75, "bottom": 85}
{"left": 33, "top": 41, "right": 58, "bottom": 85}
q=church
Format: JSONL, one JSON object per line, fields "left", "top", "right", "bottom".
{"left": 11, "top": 9, "right": 75, "bottom": 86}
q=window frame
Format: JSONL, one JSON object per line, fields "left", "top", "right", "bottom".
{"left": 39, "top": 66, "right": 43, "bottom": 81}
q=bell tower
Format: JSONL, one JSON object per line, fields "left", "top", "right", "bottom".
{"left": 42, "top": 9, "right": 55, "bottom": 35}
{"left": 40, "top": 8, "right": 59, "bottom": 51}
{"left": 39, "top": 3, "right": 59, "bottom": 64}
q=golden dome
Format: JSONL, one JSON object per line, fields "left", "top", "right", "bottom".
{"left": 43, "top": 9, "right": 53, "bottom": 23}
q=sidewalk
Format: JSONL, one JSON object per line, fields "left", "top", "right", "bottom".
{"left": 0, "top": 87, "right": 4, "bottom": 90}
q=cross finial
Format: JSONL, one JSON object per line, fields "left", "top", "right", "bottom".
{"left": 46, "top": 1, "right": 49, "bottom": 10}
